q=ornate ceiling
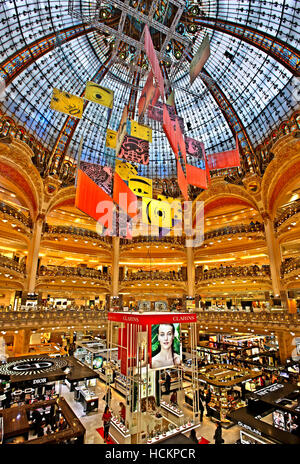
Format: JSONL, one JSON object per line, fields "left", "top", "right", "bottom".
{"left": 0, "top": 0, "right": 299, "bottom": 178}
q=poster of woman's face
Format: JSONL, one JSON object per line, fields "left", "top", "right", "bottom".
{"left": 151, "top": 323, "right": 181, "bottom": 369}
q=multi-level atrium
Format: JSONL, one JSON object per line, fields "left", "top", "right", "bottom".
{"left": 0, "top": 0, "right": 300, "bottom": 450}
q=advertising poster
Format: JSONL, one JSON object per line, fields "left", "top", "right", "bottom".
{"left": 151, "top": 323, "right": 181, "bottom": 369}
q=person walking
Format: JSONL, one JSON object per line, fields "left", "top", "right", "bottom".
{"left": 213, "top": 422, "right": 224, "bottom": 444}
{"left": 102, "top": 405, "right": 112, "bottom": 443}
{"left": 198, "top": 391, "right": 205, "bottom": 423}
{"left": 189, "top": 428, "right": 198, "bottom": 444}
{"left": 164, "top": 371, "right": 171, "bottom": 395}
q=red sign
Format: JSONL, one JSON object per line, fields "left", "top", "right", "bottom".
{"left": 108, "top": 312, "right": 197, "bottom": 324}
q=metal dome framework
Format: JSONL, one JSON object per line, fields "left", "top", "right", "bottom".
{"left": 0, "top": 0, "right": 299, "bottom": 179}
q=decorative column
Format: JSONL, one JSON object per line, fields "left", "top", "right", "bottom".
{"left": 262, "top": 213, "right": 284, "bottom": 303}
{"left": 25, "top": 214, "right": 44, "bottom": 293}
{"left": 111, "top": 236, "right": 120, "bottom": 297}
{"left": 13, "top": 329, "right": 31, "bottom": 356}
{"left": 276, "top": 331, "right": 294, "bottom": 364}
{"left": 186, "top": 245, "right": 195, "bottom": 298}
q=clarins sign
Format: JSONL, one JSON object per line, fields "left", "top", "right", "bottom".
{"left": 108, "top": 312, "right": 197, "bottom": 324}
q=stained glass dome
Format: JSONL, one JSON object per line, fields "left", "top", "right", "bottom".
{"left": 0, "top": 0, "right": 298, "bottom": 178}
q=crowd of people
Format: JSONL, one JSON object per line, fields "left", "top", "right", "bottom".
{"left": 29, "top": 406, "right": 68, "bottom": 438}
{"left": 0, "top": 200, "right": 32, "bottom": 227}
{"left": 124, "top": 269, "right": 184, "bottom": 281}
{"left": 281, "top": 257, "right": 300, "bottom": 276}
{"left": 38, "top": 265, "right": 111, "bottom": 280}
{"left": 275, "top": 199, "right": 300, "bottom": 228}
{"left": 43, "top": 224, "right": 110, "bottom": 242}
{"left": 0, "top": 253, "right": 25, "bottom": 273}
{"left": 197, "top": 264, "right": 270, "bottom": 282}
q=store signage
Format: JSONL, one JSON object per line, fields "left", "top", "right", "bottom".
{"left": 12, "top": 361, "right": 53, "bottom": 372}
{"left": 237, "top": 421, "right": 262, "bottom": 436}
{"left": 255, "top": 383, "right": 284, "bottom": 396}
{"left": 0, "top": 357, "right": 68, "bottom": 377}
{"left": 108, "top": 312, "right": 197, "bottom": 324}
{"left": 32, "top": 377, "right": 48, "bottom": 385}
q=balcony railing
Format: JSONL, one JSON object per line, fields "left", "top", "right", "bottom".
{"left": 120, "top": 236, "right": 185, "bottom": 246}
{"left": 0, "top": 201, "right": 32, "bottom": 228}
{"left": 0, "top": 254, "right": 26, "bottom": 274}
{"left": 0, "top": 309, "right": 299, "bottom": 332}
{"left": 281, "top": 258, "right": 300, "bottom": 277}
{"left": 43, "top": 224, "right": 111, "bottom": 245}
{"left": 204, "top": 223, "right": 264, "bottom": 240}
{"left": 38, "top": 266, "right": 111, "bottom": 281}
{"left": 122, "top": 271, "right": 184, "bottom": 281}
{"left": 196, "top": 265, "right": 271, "bottom": 283}
{"left": 275, "top": 200, "right": 300, "bottom": 229}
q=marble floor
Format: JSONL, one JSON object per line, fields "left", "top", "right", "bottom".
{"left": 60, "top": 380, "right": 242, "bottom": 445}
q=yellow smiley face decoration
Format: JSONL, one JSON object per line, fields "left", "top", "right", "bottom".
{"left": 142, "top": 198, "right": 172, "bottom": 228}
{"left": 130, "top": 120, "right": 152, "bottom": 143}
{"left": 157, "top": 194, "right": 182, "bottom": 221}
{"left": 115, "top": 160, "right": 138, "bottom": 180}
{"left": 50, "top": 88, "right": 84, "bottom": 119}
{"left": 84, "top": 81, "right": 114, "bottom": 109}
{"left": 128, "top": 176, "right": 153, "bottom": 198}
{"left": 106, "top": 129, "right": 117, "bottom": 149}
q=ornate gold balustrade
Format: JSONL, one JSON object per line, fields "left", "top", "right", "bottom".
{"left": 281, "top": 258, "right": 300, "bottom": 277}
{"left": 196, "top": 310, "right": 300, "bottom": 334}
{"left": 38, "top": 266, "right": 111, "bottom": 281}
{"left": 196, "top": 265, "right": 271, "bottom": 283}
{"left": 120, "top": 236, "right": 185, "bottom": 248}
{"left": 43, "top": 224, "right": 111, "bottom": 248}
{"left": 122, "top": 271, "right": 185, "bottom": 282}
{"left": 275, "top": 200, "right": 300, "bottom": 229}
{"left": 0, "top": 309, "right": 108, "bottom": 331}
{"left": 0, "top": 254, "right": 26, "bottom": 275}
{"left": 1, "top": 309, "right": 299, "bottom": 333}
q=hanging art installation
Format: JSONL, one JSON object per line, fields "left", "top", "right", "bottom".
{"left": 50, "top": 88, "right": 84, "bottom": 118}
{"left": 189, "top": 34, "right": 211, "bottom": 85}
{"left": 84, "top": 81, "right": 114, "bottom": 108}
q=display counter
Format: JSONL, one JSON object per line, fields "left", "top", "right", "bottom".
{"left": 109, "top": 415, "right": 131, "bottom": 444}
{"left": 160, "top": 400, "right": 184, "bottom": 426}
{"left": 230, "top": 405, "right": 300, "bottom": 445}
{"left": 146, "top": 421, "right": 199, "bottom": 444}
{"left": 64, "top": 356, "right": 99, "bottom": 393}
{"left": 74, "top": 386, "right": 98, "bottom": 414}
{"left": 113, "top": 374, "right": 130, "bottom": 396}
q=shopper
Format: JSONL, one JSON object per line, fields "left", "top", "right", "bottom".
{"left": 205, "top": 388, "right": 212, "bottom": 416}
{"left": 189, "top": 428, "right": 198, "bottom": 444}
{"left": 164, "top": 371, "right": 171, "bottom": 395}
{"left": 214, "top": 422, "right": 224, "bottom": 444}
{"left": 57, "top": 416, "right": 67, "bottom": 432}
{"left": 119, "top": 402, "right": 126, "bottom": 424}
{"left": 102, "top": 405, "right": 112, "bottom": 443}
{"left": 198, "top": 391, "right": 205, "bottom": 422}
{"left": 170, "top": 390, "right": 177, "bottom": 405}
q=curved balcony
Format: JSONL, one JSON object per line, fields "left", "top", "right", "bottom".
{"left": 281, "top": 258, "right": 300, "bottom": 278}
{"left": 196, "top": 310, "right": 300, "bottom": 333}
{"left": 0, "top": 201, "right": 32, "bottom": 229}
{"left": 42, "top": 224, "right": 112, "bottom": 248}
{"left": 203, "top": 223, "right": 264, "bottom": 241}
{"left": 38, "top": 265, "right": 111, "bottom": 281}
{"left": 120, "top": 235, "right": 185, "bottom": 248}
{"left": 275, "top": 200, "right": 300, "bottom": 229}
{"left": 0, "top": 254, "right": 26, "bottom": 275}
{"left": 196, "top": 265, "right": 271, "bottom": 283}
{"left": 122, "top": 270, "right": 185, "bottom": 282}
{"left": 0, "top": 309, "right": 300, "bottom": 333}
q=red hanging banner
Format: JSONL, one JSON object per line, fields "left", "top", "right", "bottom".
{"left": 144, "top": 25, "right": 165, "bottom": 100}
{"left": 75, "top": 169, "right": 114, "bottom": 228}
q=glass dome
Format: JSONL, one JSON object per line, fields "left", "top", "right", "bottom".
{"left": 0, "top": 0, "right": 298, "bottom": 178}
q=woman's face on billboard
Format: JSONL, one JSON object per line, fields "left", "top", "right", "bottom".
{"left": 158, "top": 324, "right": 174, "bottom": 351}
